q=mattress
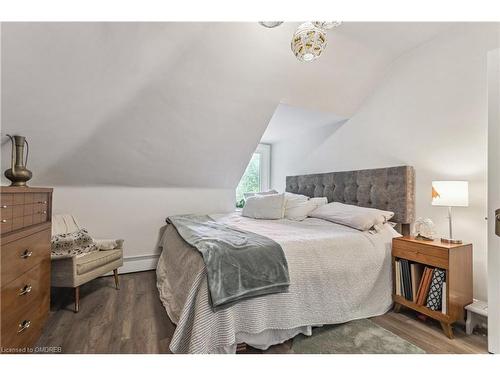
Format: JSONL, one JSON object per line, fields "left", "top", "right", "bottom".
{"left": 156, "top": 212, "right": 400, "bottom": 354}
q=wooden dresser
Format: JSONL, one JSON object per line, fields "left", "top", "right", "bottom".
{"left": 0, "top": 187, "right": 53, "bottom": 352}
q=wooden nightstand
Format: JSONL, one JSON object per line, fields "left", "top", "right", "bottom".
{"left": 392, "top": 236, "right": 473, "bottom": 339}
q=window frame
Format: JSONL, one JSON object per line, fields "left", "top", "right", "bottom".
{"left": 254, "top": 143, "right": 271, "bottom": 192}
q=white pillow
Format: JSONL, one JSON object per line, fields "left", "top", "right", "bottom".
{"left": 243, "top": 189, "right": 278, "bottom": 199}
{"left": 242, "top": 193, "right": 285, "bottom": 220}
{"left": 283, "top": 194, "right": 313, "bottom": 221}
{"left": 310, "top": 197, "right": 328, "bottom": 209}
{"left": 309, "top": 202, "right": 394, "bottom": 231}
{"left": 284, "top": 192, "right": 309, "bottom": 206}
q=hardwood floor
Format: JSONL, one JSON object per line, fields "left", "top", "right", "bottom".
{"left": 36, "top": 271, "right": 488, "bottom": 354}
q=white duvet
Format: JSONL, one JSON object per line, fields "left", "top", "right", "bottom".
{"left": 156, "top": 212, "right": 400, "bottom": 354}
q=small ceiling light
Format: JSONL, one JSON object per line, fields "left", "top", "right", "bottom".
{"left": 312, "top": 21, "right": 342, "bottom": 30}
{"left": 258, "top": 21, "right": 284, "bottom": 28}
{"left": 291, "top": 22, "right": 327, "bottom": 62}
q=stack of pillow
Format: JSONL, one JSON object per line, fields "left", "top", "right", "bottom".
{"left": 241, "top": 190, "right": 394, "bottom": 232}
{"left": 242, "top": 191, "right": 327, "bottom": 221}
{"left": 308, "top": 201, "right": 394, "bottom": 231}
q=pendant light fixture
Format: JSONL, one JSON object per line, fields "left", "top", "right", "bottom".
{"left": 258, "top": 21, "right": 342, "bottom": 62}
{"left": 290, "top": 22, "right": 328, "bottom": 62}
{"left": 312, "top": 21, "right": 342, "bottom": 30}
{"left": 258, "top": 21, "right": 284, "bottom": 28}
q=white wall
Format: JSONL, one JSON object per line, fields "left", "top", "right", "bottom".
{"left": 52, "top": 186, "right": 235, "bottom": 273}
{"left": 271, "top": 24, "right": 499, "bottom": 301}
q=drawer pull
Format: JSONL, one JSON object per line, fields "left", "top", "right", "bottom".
{"left": 20, "top": 250, "right": 33, "bottom": 259}
{"left": 1, "top": 219, "right": 7, "bottom": 223}
{"left": 19, "top": 284, "right": 33, "bottom": 296}
{"left": 17, "top": 320, "right": 31, "bottom": 333}
{"left": 37, "top": 201, "right": 47, "bottom": 204}
{"left": 1, "top": 205, "right": 7, "bottom": 208}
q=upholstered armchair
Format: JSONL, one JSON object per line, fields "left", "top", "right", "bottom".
{"left": 51, "top": 214, "right": 124, "bottom": 312}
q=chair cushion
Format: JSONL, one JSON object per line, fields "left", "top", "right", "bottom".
{"left": 76, "top": 249, "right": 122, "bottom": 275}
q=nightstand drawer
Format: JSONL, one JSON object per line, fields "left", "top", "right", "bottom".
{"left": 393, "top": 239, "right": 449, "bottom": 259}
{"left": 393, "top": 247, "right": 448, "bottom": 269}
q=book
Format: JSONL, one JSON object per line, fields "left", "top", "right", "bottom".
{"left": 410, "top": 263, "right": 425, "bottom": 302}
{"left": 399, "top": 260, "right": 407, "bottom": 299}
{"left": 401, "top": 260, "right": 413, "bottom": 300}
{"left": 414, "top": 266, "right": 428, "bottom": 304}
{"left": 395, "top": 261, "right": 401, "bottom": 296}
{"left": 400, "top": 262, "right": 404, "bottom": 297}
{"left": 406, "top": 261, "right": 413, "bottom": 300}
{"left": 426, "top": 268, "right": 446, "bottom": 311}
{"left": 405, "top": 261, "right": 412, "bottom": 300}
{"left": 416, "top": 267, "right": 428, "bottom": 305}
{"left": 442, "top": 282, "right": 447, "bottom": 314}
{"left": 418, "top": 267, "right": 434, "bottom": 306}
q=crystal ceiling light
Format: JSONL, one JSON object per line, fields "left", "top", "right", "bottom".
{"left": 258, "top": 21, "right": 284, "bottom": 28}
{"left": 312, "top": 21, "right": 342, "bottom": 30}
{"left": 291, "top": 22, "right": 327, "bottom": 62}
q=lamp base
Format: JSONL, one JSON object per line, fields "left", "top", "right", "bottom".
{"left": 440, "top": 237, "right": 463, "bottom": 245}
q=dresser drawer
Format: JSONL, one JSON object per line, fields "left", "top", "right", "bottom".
{"left": 1, "top": 229, "right": 51, "bottom": 285}
{"left": 1, "top": 260, "right": 50, "bottom": 330}
{"left": 33, "top": 193, "right": 49, "bottom": 205}
{"left": 0, "top": 193, "right": 50, "bottom": 236}
{"left": 1, "top": 205, "right": 13, "bottom": 219}
{"left": 1, "top": 219, "right": 13, "bottom": 234}
{"left": 1, "top": 193, "right": 14, "bottom": 206}
{"left": 11, "top": 216, "right": 25, "bottom": 231}
{"left": 13, "top": 193, "right": 26, "bottom": 205}
{"left": 0, "top": 283, "right": 49, "bottom": 350}
{"left": 23, "top": 203, "right": 34, "bottom": 216}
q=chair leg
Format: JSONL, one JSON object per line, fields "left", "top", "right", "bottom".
{"left": 74, "top": 286, "right": 80, "bottom": 313}
{"left": 113, "top": 269, "right": 120, "bottom": 290}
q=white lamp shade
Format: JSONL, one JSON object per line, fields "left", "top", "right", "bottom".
{"left": 432, "top": 181, "right": 469, "bottom": 207}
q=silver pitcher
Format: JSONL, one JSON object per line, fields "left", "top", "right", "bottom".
{"left": 4, "top": 134, "right": 32, "bottom": 186}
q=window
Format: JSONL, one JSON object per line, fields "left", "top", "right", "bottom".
{"left": 236, "top": 144, "right": 271, "bottom": 206}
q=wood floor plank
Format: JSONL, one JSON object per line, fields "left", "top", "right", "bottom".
{"left": 371, "top": 311, "right": 487, "bottom": 354}
{"left": 36, "top": 270, "right": 488, "bottom": 354}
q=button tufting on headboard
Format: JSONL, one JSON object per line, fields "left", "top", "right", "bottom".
{"left": 285, "top": 166, "right": 415, "bottom": 224}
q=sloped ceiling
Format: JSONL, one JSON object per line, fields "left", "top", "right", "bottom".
{"left": 261, "top": 103, "right": 347, "bottom": 144}
{"left": 0, "top": 22, "right": 450, "bottom": 188}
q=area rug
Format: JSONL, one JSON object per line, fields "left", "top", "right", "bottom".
{"left": 291, "top": 319, "right": 425, "bottom": 354}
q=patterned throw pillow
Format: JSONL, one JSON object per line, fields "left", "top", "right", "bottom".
{"left": 51, "top": 228, "right": 98, "bottom": 259}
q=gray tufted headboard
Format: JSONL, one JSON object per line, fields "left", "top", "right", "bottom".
{"left": 286, "top": 166, "right": 415, "bottom": 234}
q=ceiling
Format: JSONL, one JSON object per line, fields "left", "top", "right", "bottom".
{"left": 337, "top": 22, "right": 452, "bottom": 57}
{"left": 0, "top": 22, "right": 453, "bottom": 188}
{"left": 261, "top": 103, "right": 346, "bottom": 144}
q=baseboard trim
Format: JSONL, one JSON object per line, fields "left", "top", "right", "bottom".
{"left": 104, "top": 253, "right": 160, "bottom": 275}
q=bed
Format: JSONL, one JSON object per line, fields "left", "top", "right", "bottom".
{"left": 156, "top": 166, "right": 415, "bottom": 354}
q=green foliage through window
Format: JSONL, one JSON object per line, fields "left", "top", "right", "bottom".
{"left": 236, "top": 153, "right": 261, "bottom": 205}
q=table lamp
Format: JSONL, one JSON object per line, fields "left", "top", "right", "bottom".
{"left": 431, "top": 181, "right": 469, "bottom": 244}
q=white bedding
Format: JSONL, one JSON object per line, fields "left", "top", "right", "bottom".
{"left": 156, "top": 212, "right": 400, "bottom": 354}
